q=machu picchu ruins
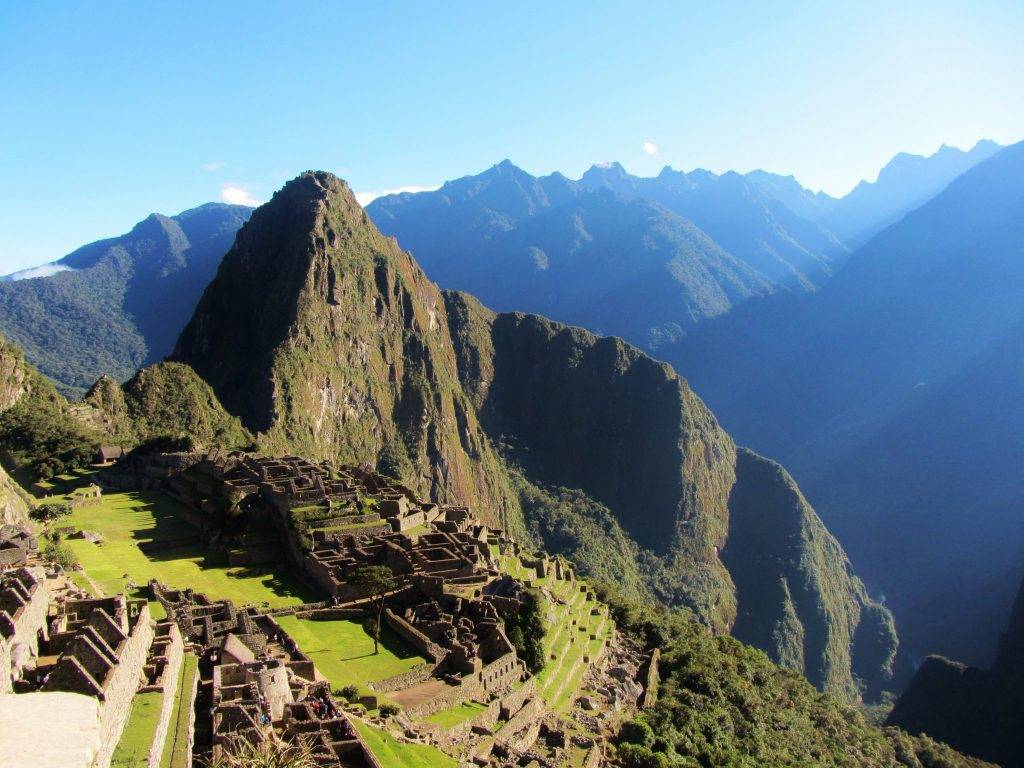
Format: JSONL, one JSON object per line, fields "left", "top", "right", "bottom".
{"left": 0, "top": 449, "right": 652, "bottom": 768}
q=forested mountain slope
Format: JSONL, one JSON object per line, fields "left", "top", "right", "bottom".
{"left": 0, "top": 203, "right": 251, "bottom": 395}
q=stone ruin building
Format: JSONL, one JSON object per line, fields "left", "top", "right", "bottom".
{"left": 149, "top": 580, "right": 380, "bottom": 767}
{"left": 0, "top": 523, "right": 37, "bottom": 569}
{"left": 0, "top": 566, "right": 183, "bottom": 768}
{"left": 304, "top": 509, "right": 492, "bottom": 599}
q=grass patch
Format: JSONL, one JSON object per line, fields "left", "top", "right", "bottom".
{"left": 61, "top": 489, "right": 316, "bottom": 606}
{"left": 275, "top": 616, "right": 427, "bottom": 694}
{"left": 159, "top": 654, "right": 198, "bottom": 768}
{"left": 111, "top": 690, "right": 164, "bottom": 767}
{"left": 424, "top": 700, "right": 487, "bottom": 728}
{"left": 352, "top": 720, "right": 456, "bottom": 768}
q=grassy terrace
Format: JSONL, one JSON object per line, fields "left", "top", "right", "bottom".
{"left": 498, "top": 551, "right": 613, "bottom": 712}
{"left": 424, "top": 700, "right": 487, "bottom": 728}
{"left": 53, "top": 487, "right": 316, "bottom": 607}
{"left": 353, "top": 720, "right": 456, "bottom": 768}
{"left": 274, "top": 615, "right": 427, "bottom": 698}
{"left": 111, "top": 690, "right": 164, "bottom": 767}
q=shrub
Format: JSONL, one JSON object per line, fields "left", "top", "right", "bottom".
{"left": 503, "top": 587, "right": 546, "bottom": 672}
{"left": 378, "top": 703, "right": 401, "bottom": 717}
{"left": 31, "top": 500, "right": 72, "bottom": 521}
{"left": 43, "top": 539, "right": 78, "bottom": 570}
{"left": 619, "top": 718, "right": 654, "bottom": 747}
{"left": 337, "top": 685, "right": 360, "bottom": 703}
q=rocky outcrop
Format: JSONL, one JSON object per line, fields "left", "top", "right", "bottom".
{"left": 0, "top": 335, "right": 32, "bottom": 525}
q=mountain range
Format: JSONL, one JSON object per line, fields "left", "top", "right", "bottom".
{"left": 0, "top": 202, "right": 252, "bottom": 395}
{"left": 670, "top": 140, "right": 1024, "bottom": 667}
{"left": 0, "top": 139, "right": 1011, "bottom": 700}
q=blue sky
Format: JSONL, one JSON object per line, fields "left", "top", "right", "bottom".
{"left": 1, "top": 1, "right": 1022, "bottom": 273}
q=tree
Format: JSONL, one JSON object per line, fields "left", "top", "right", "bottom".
{"left": 348, "top": 565, "right": 397, "bottom": 655}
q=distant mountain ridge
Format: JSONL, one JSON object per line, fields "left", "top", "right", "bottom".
{"left": 0, "top": 202, "right": 252, "bottom": 395}
{"left": 668, "top": 140, "right": 1024, "bottom": 667}
{"left": 817, "top": 139, "right": 1002, "bottom": 247}
{"left": 367, "top": 159, "right": 844, "bottom": 352}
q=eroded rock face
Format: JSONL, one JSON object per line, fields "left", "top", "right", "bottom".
{"left": 0, "top": 335, "right": 32, "bottom": 525}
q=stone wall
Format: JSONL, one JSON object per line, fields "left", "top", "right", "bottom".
{"left": 371, "top": 662, "right": 437, "bottom": 694}
{"left": 0, "top": 567, "right": 50, "bottom": 693}
{"left": 383, "top": 609, "right": 447, "bottom": 663}
{"left": 94, "top": 604, "right": 155, "bottom": 768}
{"left": 640, "top": 648, "right": 660, "bottom": 708}
{"left": 145, "top": 624, "right": 184, "bottom": 768}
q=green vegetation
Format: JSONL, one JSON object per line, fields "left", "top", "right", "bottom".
{"left": 274, "top": 616, "right": 426, "bottom": 693}
{"left": 0, "top": 357, "right": 100, "bottom": 481}
{"left": 352, "top": 720, "right": 456, "bottom": 768}
{"left": 159, "top": 654, "right": 198, "bottom": 768}
{"left": 348, "top": 565, "right": 397, "bottom": 654}
{"left": 31, "top": 499, "right": 71, "bottom": 520}
{"left": 41, "top": 537, "right": 78, "bottom": 569}
{"left": 59, "top": 488, "right": 313, "bottom": 606}
{"left": 502, "top": 586, "right": 545, "bottom": 672}
{"left": 111, "top": 691, "right": 164, "bottom": 767}
{"left": 601, "top": 587, "right": 985, "bottom": 768}
{"left": 424, "top": 700, "right": 486, "bottom": 728}
{"left": 86, "top": 362, "right": 252, "bottom": 451}
{"left": 0, "top": 204, "right": 250, "bottom": 396}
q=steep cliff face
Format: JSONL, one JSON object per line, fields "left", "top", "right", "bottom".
{"left": 167, "top": 171, "right": 894, "bottom": 700}
{"left": 0, "top": 336, "right": 35, "bottom": 524}
{"left": 887, "top": 575, "right": 1024, "bottom": 766}
{"left": 445, "top": 293, "right": 895, "bottom": 694}
{"left": 723, "top": 449, "right": 896, "bottom": 700}
{"left": 444, "top": 291, "right": 737, "bottom": 627}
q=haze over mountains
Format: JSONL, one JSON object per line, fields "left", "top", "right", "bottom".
{"left": 672, "top": 140, "right": 1024, "bottom": 667}
{"left": 366, "top": 141, "right": 999, "bottom": 355}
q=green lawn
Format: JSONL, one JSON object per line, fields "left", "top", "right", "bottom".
{"left": 353, "top": 720, "right": 456, "bottom": 768}
{"left": 424, "top": 700, "right": 487, "bottom": 728}
{"left": 61, "top": 489, "right": 316, "bottom": 607}
{"left": 111, "top": 690, "right": 164, "bottom": 767}
{"left": 159, "top": 654, "right": 198, "bottom": 768}
{"left": 274, "top": 615, "right": 427, "bottom": 692}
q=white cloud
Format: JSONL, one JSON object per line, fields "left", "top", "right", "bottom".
{"left": 354, "top": 185, "right": 439, "bottom": 207}
{"left": 219, "top": 183, "right": 262, "bottom": 207}
{"left": 1, "top": 263, "right": 74, "bottom": 282}
{"left": 642, "top": 141, "right": 658, "bottom": 156}
{"left": 202, "top": 161, "right": 225, "bottom": 172}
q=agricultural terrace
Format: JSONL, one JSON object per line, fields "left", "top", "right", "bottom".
{"left": 498, "top": 551, "right": 613, "bottom": 712}
{"left": 353, "top": 719, "right": 456, "bottom": 768}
